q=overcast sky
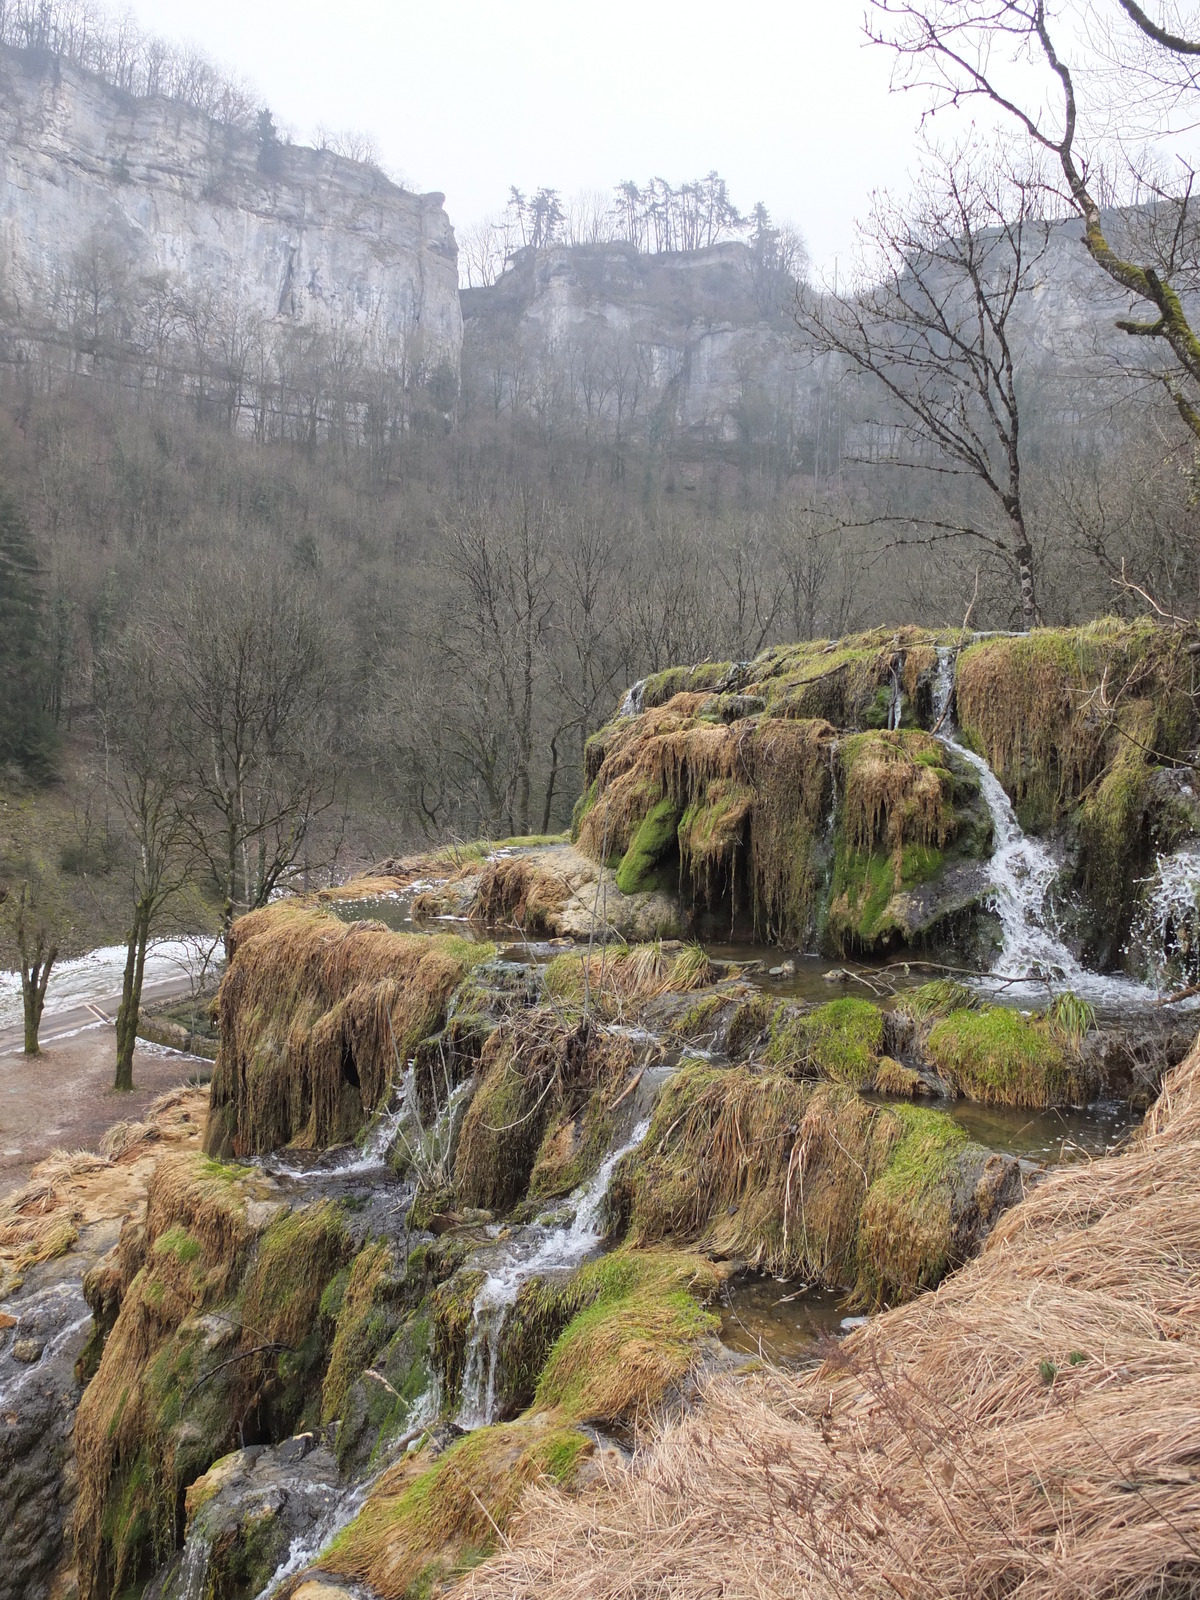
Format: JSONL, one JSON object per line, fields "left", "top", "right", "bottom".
{"left": 122, "top": 1, "right": 924, "bottom": 271}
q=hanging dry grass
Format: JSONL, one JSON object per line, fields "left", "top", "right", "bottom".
{"left": 73, "top": 1151, "right": 259, "bottom": 1600}
{"left": 577, "top": 696, "right": 834, "bottom": 945}
{"left": 454, "top": 1012, "right": 634, "bottom": 1212}
{"left": 614, "top": 1063, "right": 1018, "bottom": 1306}
{"left": 841, "top": 730, "right": 954, "bottom": 861}
{"left": 471, "top": 855, "right": 574, "bottom": 934}
{"left": 460, "top": 1031, "right": 1200, "bottom": 1600}
{"left": 206, "top": 902, "right": 491, "bottom": 1156}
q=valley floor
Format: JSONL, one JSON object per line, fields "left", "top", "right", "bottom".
{"left": 0, "top": 1032, "right": 203, "bottom": 1198}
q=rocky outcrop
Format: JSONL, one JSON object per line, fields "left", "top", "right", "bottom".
{"left": 0, "top": 45, "right": 461, "bottom": 378}
{"left": 461, "top": 220, "right": 1138, "bottom": 449}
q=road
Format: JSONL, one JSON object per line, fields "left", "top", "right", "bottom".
{"left": 0, "top": 971, "right": 195, "bottom": 1057}
{"left": 0, "top": 939, "right": 212, "bottom": 1058}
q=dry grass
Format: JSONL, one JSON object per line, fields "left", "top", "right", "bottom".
{"left": 471, "top": 855, "right": 574, "bottom": 934}
{"left": 0, "top": 1089, "right": 207, "bottom": 1294}
{"left": 461, "top": 1031, "right": 1200, "bottom": 1600}
{"left": 455, "top": 1012, "right": 635, "bottom": 1212}
{"left": 615, "top": 1064, "right": 1014, "bottom": 1306}
{"left": 206, "top": 902, "right": 491, "bottom": 1156}
{"left": 543, "top": 942, "right": 714, "bottom": 1016}
{"left": 842, "top": 730, "right": 953, "bottom": 861}
{"left": 73, "top": 1150, "right": 259, "bottom": 1599}
{"left": 577, "top": 699, "right": 834, "bottom": 945}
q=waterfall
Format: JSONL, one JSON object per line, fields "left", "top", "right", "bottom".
{"left": 620, "top": 679, "right": 646, "bottom": 718}
{"left": 931, "top": 648, "right": 1165, "bottom": 1006}
{"left": 261, "top": 1066, "right": 416, "bottom": 1181}
{"left": 457, "top": 1118, "right": 651, "bottom": 1430}
{"left": 1126, "top": 844, "right": 1200, "bottom": 988}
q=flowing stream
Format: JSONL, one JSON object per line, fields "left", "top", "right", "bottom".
{"left": 930, "top": 649, "right": 1186, "bottom": 1008}
{"left": 457, "top": 1117, "right": 651, "bottom": 1430}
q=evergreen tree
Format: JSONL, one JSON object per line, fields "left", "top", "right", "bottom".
{"left": 0, "top": 480, "right": 56, "bottom": 777}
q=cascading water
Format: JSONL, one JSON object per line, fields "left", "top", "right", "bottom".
{"left": 457, "top": 1117, "right": 651, "bottom": 1430}
{"left": 1126, "top": 844, "right": 1200, "bottom": 989}
{"left": 250, "top": 1386, "right": 439, "bottom": 1600}
{"left": 930, "top": 648, "right": 1169, "bottom": 1006}
{"left": 620, "top": 679, "right": 646, "bottom": 718}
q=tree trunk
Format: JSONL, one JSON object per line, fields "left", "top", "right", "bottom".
{"left": 113, "top": 904, "right": 150, "bottom": 1091}
{"left": 541, "top": 733, "right": 560, "bottom": 835}
{"left": 1014, "top": 534, "right": 1040, "bottom": 630}
{"left": 22, "top": 950, "right": 55, "bottom": 1056}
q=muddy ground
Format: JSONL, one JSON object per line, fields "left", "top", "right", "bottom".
{"left": 0, "top": 1029, "right": 210, "bottom": 1198}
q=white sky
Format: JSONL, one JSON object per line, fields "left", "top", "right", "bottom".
{"left": 122, "top": 1, "right": 924, "bottom": 271}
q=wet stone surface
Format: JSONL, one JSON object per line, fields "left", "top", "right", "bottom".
{"left": 0, "top": 1218, "right": 119, "bottom": 1600}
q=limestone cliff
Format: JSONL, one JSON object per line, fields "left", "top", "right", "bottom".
{"left": 461, "top": 223, "right": 1138, "bottom": 450}
{"left": 0, "top": 44, "right": 461, "bottom": 376}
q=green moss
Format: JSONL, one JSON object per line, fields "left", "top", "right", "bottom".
{"left": 762, "top": 997, "right": 885, "bottom": 1087}
{"left": 641, "top": 661, "right": 732, "bottom": 709}
{"left": 533, "top": 1249, "right": 719, "bottom": 1421}
{"left": 324, "top": 1416, "right": 594, "bottom": 1593}
{"left": 898, "top": 980, "right": 979, "bottom": 1022}
{"left": 431, "top": 1270, "right": 485, "bottom": 1409}
{"left": 152, "top": 1226, "right": 201, "bottom": 1265}
{"left": 615, "top": 796, "right": 681, "bottom": 894}
{"left": 322, "top": 1241, "right": 397, "bottom": 1425}
{"left": 925, "top": 1006, "right": 1074, "bottom": 1107}
{"left": 571, "top": 779, "right": 599, "bottom": 842}
{"left": 857, "top": 1104, "right": 973, "bottom": 1305}
{"left": 616, "top": 1062, "right": 993, "bottom": 1306}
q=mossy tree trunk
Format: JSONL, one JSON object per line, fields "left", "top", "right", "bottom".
{"left": 15, "top": 883, "right": 57, "bottom": 1057}
{"left": 114, "top": 900, "right": 151, "bottom": 1091}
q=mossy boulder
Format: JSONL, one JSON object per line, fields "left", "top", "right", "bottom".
{"left": 827, "top": 730, "right": 994, "bottom": 957}
{"left": 611, "top": 1062, "right": 1021, "bottom": 1307}
{"left": 924, "top": 1005, "right": 1077, "bottom": 1108}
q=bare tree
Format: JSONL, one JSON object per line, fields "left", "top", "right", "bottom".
{"left": 96, "top": 628, "right": 194, "bottom": 1092}
{"left": 797, "top": 143, "right": 1052, "bottom": 625}
{"left": 167, "top": 553, "right": 339, "bottom": 954}
{"left": 868, "top": 0, "right": 1200, "bottom": 444}
{"left": 4, "top": 883, "right": 58, "bottom": 1056}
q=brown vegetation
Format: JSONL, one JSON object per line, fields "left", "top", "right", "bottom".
{"left": 461, "top": 1031, "right": 1200, "bottom": 1600}
{"left": 206, "top": 903, "right": 491, "bottom": 1156}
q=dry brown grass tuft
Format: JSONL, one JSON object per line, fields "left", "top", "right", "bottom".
{"left": 461, "top": 1031, "right": 1200, "bottom": 1600}
{"left": 206, "top": 902, "right": 489, "bottom": 1156}
{"left": 0, "top": 1091, "right": 208, "bottom": 1294}
{"left": 471, "top": 855, "right": 574, "bottom": 934}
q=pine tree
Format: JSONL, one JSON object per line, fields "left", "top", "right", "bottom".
{"left": 0, "top": 480, "right": 56, "bottom": 777}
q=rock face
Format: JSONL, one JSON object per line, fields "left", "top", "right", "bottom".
{"left": 0, "top": 45, "right": 461, "bottom": 374}
{"left": 461, "top": 222, "right": 1139, "bottom": 448}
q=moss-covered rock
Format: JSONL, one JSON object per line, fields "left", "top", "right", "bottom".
{"left": 925, "top": 1006, "right": 1076, "bottom": 1108}
{"left": 317, "top": 1416, "right": 593, "bottom": 1600}
{"left": 615, "top": 797, "right": 682, "bottom": 894}
{"left": 611, "top": 1062, "right": 1020, "bottom": 1307}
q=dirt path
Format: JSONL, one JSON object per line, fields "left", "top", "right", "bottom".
{"left": 0, "top": 1027, "right": 210, "bottom": 1199}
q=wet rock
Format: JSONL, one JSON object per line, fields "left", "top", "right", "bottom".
{"left": 146, "top": 1440, "right": 343, "bottom": 1600}
{"left": 0, "top": 1220, "right": 119, "bottom": 1600}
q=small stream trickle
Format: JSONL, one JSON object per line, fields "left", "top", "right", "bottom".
{"left": 931, "top": 648, "right": 1180, "bottom": 1008}
{"left": 457, "top": 1117, "right": 651, "bottom": 1430}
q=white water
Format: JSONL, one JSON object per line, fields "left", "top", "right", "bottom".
{"left": 620, "top": 679, "right": 646, "bottom": 718}
{"left": 0, "top": 1279, "right": 92, "bottom": 1411}
{"left": 930, "top": 650, "right": 1170, "bottom": 1007}
{"left": 0, "top": 936, "right": 213, "bottom": 1031}
{"left": 252, "top": 1384, "right": 439, "bottom": 1600}
{"left": 457, "top": 1117, "right": 651, "bottom": 1430}
{"left": 1126, "top": 844, "right": 1200, "bottom": 987}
